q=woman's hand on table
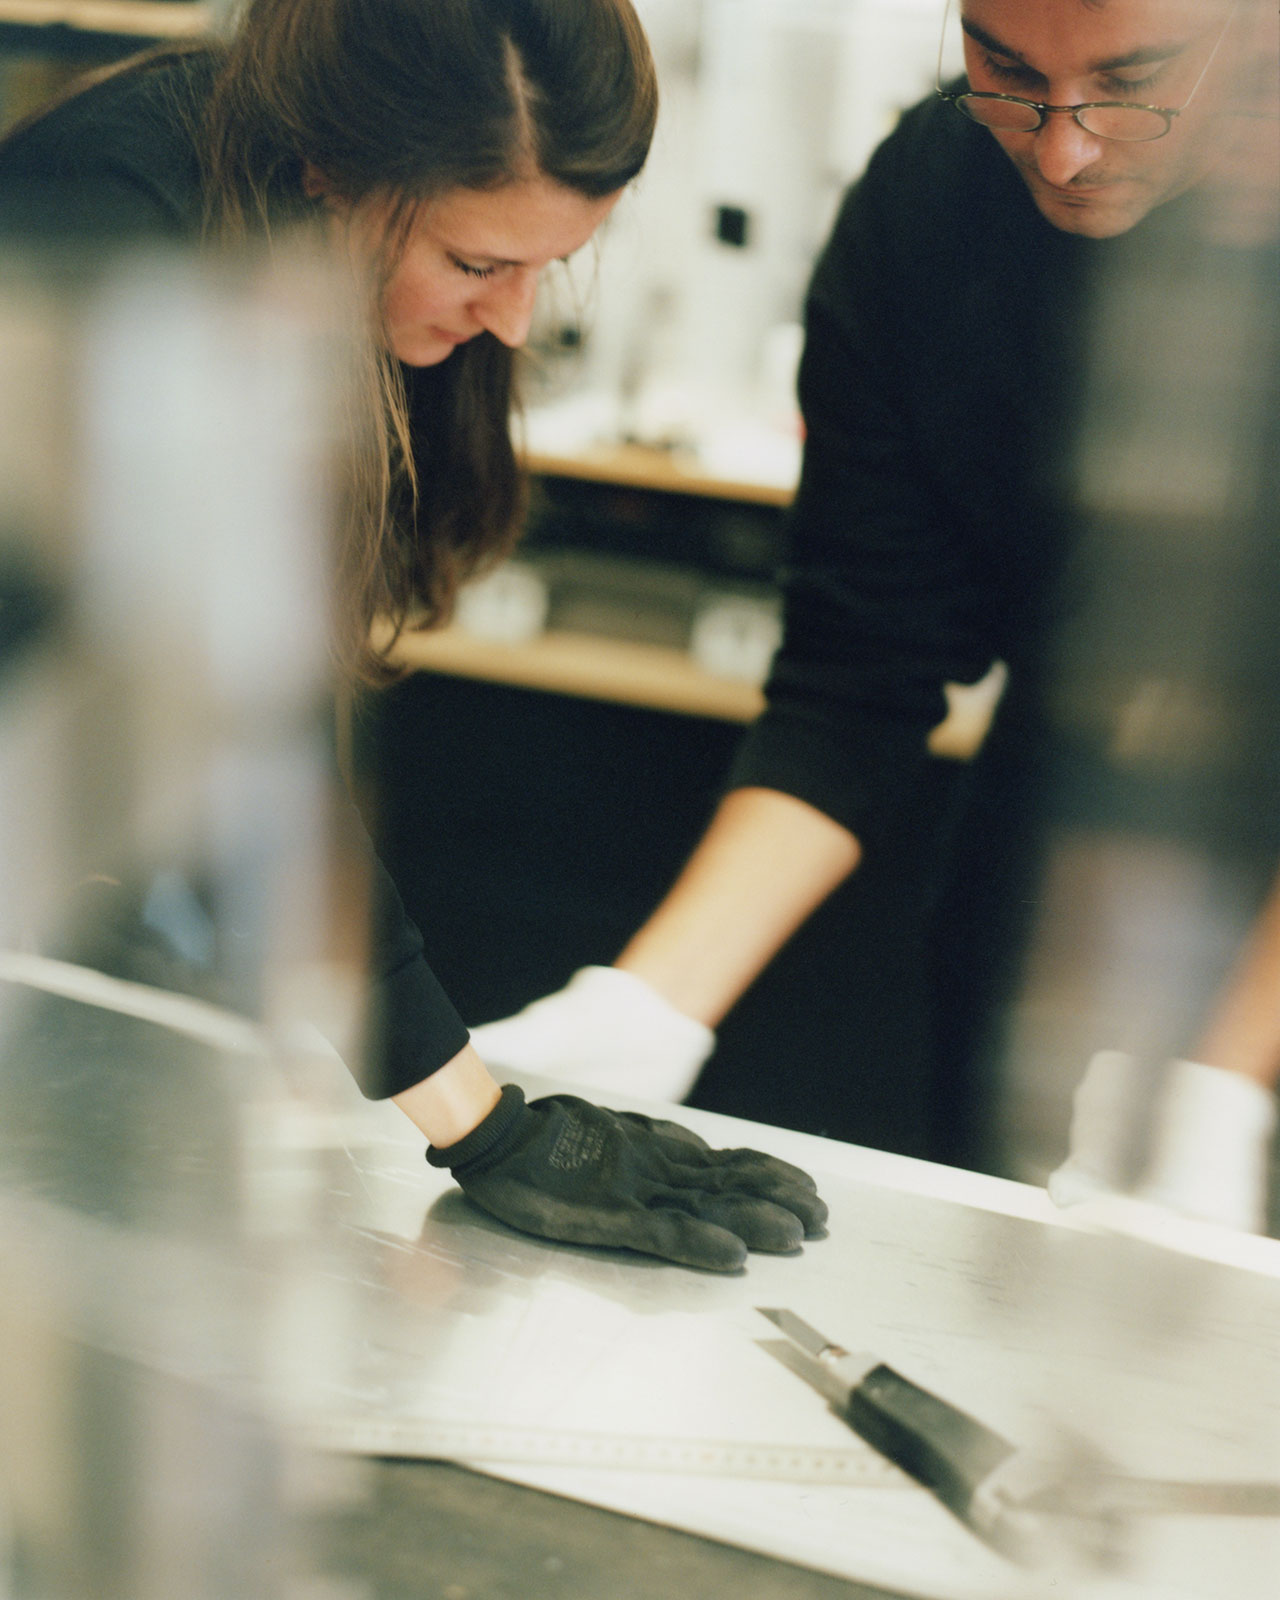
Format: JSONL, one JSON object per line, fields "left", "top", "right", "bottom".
{"left": 427, "top": 1082, "right": 828, "bottom": 1272}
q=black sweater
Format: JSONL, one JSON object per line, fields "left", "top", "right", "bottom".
{"left": 730, "top": 90, "right": 1279, "bottom": 861}
{"left": 0, "top": 53, "right": 470, "bottom": 1094}
{"left": 729, "top": 90, "right": 1093, "bottom": 847}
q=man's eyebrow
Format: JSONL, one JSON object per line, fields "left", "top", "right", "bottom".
{"left": 962, "top": 17, "right": 1033, "bottom": 67}
{"left": 1091, "top": 40, "right": 1190, "bottom": 72}
{"left": 961, "top": 16, "right": 1190, "bottom": 75}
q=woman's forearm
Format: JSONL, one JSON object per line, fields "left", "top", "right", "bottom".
{"left": 614, "top": 786, "right": 862, "bottom": 1027}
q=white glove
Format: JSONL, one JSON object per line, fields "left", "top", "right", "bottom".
{"left": 1046, "top": 1049, "right": 1148, "bottom": 1209}
{"left": 1139, "top": 1059, "right": 1275, "bottom": 1232}
{"left": 1049, "top": 1051, "right": 1276, "bottom": 1232}
{"left": 467, "top": 965, "right": 716, "bottom": 1103}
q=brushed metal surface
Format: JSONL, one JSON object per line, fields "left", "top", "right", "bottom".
{"left": 3, "top": 970, "right": 1280, "bottom": 1600}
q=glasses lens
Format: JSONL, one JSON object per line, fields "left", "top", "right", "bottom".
{"left": 955, "top": 94, "right": 1041, "bottom": 133}
{"left": 1076, "top": 104, "right": 1171, "bottom": 142}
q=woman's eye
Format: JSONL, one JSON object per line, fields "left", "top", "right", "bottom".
{"left": 449, "top": 255, "right": 498, "bottom": 279}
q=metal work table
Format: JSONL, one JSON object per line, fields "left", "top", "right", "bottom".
{"left": 2, "top": 954, "right": 1279, "bottom": 1600}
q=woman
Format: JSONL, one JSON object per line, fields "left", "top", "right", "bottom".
{"left": 0, "top": 0, "right": 827, "bottom": 1271}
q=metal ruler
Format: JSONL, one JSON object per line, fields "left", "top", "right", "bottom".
{"left": 302, "top": 1413, "right": 914, "bottom": 1486}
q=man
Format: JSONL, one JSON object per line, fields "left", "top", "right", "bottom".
{"left": 475, "top": 0, "right": 1280, "bottom": 1226}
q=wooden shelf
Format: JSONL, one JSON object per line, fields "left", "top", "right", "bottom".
{"left": 385, "top": 624, "right": 765, "bottom": 724}
{"left": 0, "top": 1, "right": 210, "bottom": 39}
{"left": 386, "top": 622, "right": 1006, "bottom": 755}
{"left": 523, "top": 443, "right": 794, "bottom": 508}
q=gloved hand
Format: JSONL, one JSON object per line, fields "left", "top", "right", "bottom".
{"left": 1139, "top": 1058, "right": 1275, "bottom": 1231}
{"left": 428, "top": 1084, "right": 828, "bottom": 1272}
{"left": 1046, "top": 1049, "right": 1147, "bottom": 1209}
{"left": 468, "top": 966, "right": 715, "bottom": 1102}
{"left": 1048, "top": 1052, "right": 1276, "bottom": 1231}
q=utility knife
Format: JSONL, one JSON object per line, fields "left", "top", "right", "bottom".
{"left": 758, "top": 1306, "right": 1075, "bottom": 1561}
{"left": 758, "top": 1307, "right": 1280, "bottom": 1564}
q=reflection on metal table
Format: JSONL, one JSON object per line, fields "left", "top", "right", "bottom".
{"left": 2, "top": 955, "right": 1279, "bottom": 1600}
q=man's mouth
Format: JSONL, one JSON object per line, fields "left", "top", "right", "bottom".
{"left": 1026, "top": 171, "right": 1126, "bottom": 202}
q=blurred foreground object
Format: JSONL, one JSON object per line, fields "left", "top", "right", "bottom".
{"left": 1000, "top": 0, "right": 1280, "bottom": 1203}
{"left": 0, "top": 244, "right": 361, "bottom": 1599}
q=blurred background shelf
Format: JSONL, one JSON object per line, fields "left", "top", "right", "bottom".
{"left": 385, "top": 448, "right": 788, "bottom": 720}
{"left": 523, "top": 444, "right": 793, "bottom": 508}
{"left": 0, "top": 2, "right": 209, "bottom": 40}
{"left": 387, "top": 623, "right": 765, "bottom": 724}
{"left": 0, "top": 0, "right": 211, "bottom": 128}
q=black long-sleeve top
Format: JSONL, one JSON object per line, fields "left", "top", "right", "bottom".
{"left": 729, "top": 91, "right": 1097, "bottom": 848}
{"left": 0, "top": 52, "right": 470, "bottom": 1093}
{"left": 731, "top": 88, "right": 1280, "bottom": 863}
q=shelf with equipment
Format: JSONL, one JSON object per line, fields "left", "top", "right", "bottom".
{"left": 388, "top": 444, "right": 794, "bottom": 722}
{"left": 0, "top": 1, "right": 210, "bottom": 132}
{"left": 385, "top": 621, "right": 766, "bottom": 726}
{"left": 0, "top": 1, "right": 210, "bottom": 45}
{"left": 522, "top": 442, "right": 794, "bottom": 509}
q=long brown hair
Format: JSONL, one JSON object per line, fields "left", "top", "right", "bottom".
{"left": 196, "top": 0, "right": 657, "bottom": 680}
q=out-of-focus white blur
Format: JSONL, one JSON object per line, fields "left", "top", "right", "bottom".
{"left": 996, "top": 16, "right": 1280, "bottom": 1572}
{"left": 992, "top": 0, "right": 1280, "bottom": 1211}
{"left": 0, "top": 246, "right": 370, "bottom": 1600}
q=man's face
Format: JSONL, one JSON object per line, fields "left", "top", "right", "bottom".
{"left": 960, "top": 0, "right": 1242, "bottom": 237}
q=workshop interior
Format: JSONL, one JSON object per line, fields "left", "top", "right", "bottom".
{"left": 1, "top": 2, "right": 1278, "bottom": 1598}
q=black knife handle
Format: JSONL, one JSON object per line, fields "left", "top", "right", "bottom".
{"left": 846, "top": 1364, "right": 1017, "bottom": 1521}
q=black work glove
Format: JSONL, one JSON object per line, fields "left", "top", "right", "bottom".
{"left": 428, "top": 1085, "right": 828, "bottom": 1273}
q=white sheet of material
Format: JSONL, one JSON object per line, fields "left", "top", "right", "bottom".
{"left": 276, "top": 1035, "right": 1280, "bottom": 1600}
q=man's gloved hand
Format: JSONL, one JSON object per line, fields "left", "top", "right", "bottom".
{"left": 1046, "top": 1049, "right": 1147, "bottom": 1209}
{"left": 428, "top": 1084, "right": 828, "bottom": 1272}
{"left": 468, "top": 966, "right": 715, "bottom": 1102}
{"left": 1048, "top": 1052, "right": 1276, "bottom": 1232}
{"left": 1139, "top": 1058, "right": 1275, "bottom": 1232}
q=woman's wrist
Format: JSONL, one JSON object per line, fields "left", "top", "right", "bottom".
{"left": 392, "top": 1042, "right": 503, "bottom": 1148}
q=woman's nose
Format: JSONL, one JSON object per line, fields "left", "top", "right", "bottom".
{"left": 1032, "top": 108, "right": 1107, "bottom": 187}
{"left": 473, "top": 266, "right": 539, "bottom": 348}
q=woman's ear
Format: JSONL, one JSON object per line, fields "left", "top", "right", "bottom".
{"left": 302, "top": 161, "right": 337, "bottom": 202}
{"left": 303, "top": 163, "right": 356, "bottom": 222}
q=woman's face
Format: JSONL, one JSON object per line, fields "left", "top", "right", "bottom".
{"left": 317, "top": 174, "right": 622, "bottom": 367}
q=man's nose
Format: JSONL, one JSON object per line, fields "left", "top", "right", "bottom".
{"left": 1032, "top": 109, "right": 1106, "bottom": 187}
{"left": 473, "top": 266, "right": 539, "bottom": 348}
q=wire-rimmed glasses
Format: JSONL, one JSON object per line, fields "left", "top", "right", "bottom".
{"left": 934, "top": 0, "right": 1237, "bottom": 143}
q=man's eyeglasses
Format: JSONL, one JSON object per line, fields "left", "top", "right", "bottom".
{"left": 934, "top": 0, "right": 1236, "bottom": 144}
